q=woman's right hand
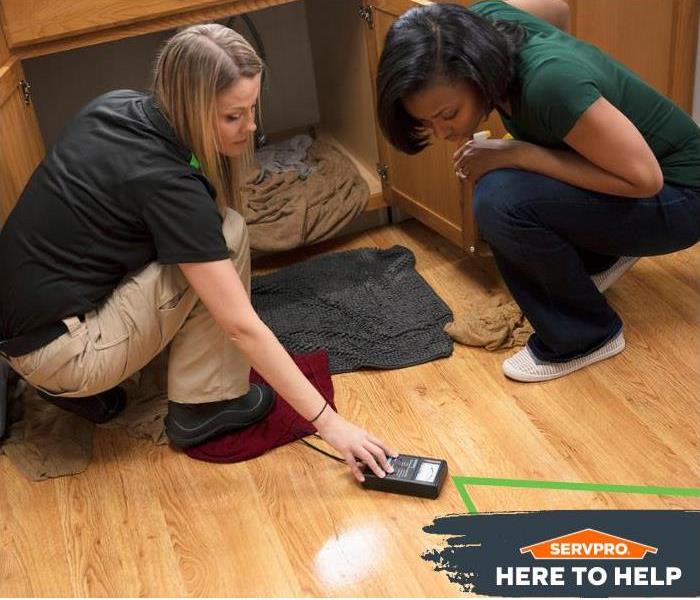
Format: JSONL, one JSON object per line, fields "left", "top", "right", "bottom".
{"left": 314, "top": 407, "right": 398, "bottom": 482}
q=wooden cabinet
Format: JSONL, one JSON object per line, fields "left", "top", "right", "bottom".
{"left": 0, "top": 0, "right": 299, "bottom": 58}
{"left": 0, "top": 0, "right": 697, "bottom": 249}
{"left": 0, "top": 21, "right": 43, "bottom": 223}
{"left": 0, "top": 0, "right": 296, "bottom": 51}
{"left": 0, "top": 12, "right": 8, "bottom": 64}
{"left": 569, "top": 0, "right": 699, "bottom": 113}
{"left": 0, "top": 58, "right": 44, "bottom": 222}
{"left": 304, "top": 0, "right": 385, "bottom": 210}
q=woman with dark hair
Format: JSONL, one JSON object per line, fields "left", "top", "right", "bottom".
{"left": 377, "top": 0, "right": 700, "bottom": 382}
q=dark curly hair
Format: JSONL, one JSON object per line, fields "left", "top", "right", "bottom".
{"left": 376, "top": 3, "right": 524, "bottom": 154}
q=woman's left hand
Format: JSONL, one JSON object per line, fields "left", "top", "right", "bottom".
{"left": 453, "top": 138, "right": 526, "bottom": 182}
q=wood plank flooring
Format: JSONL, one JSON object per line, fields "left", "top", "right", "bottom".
{"left": 1, "top": 219, "right": 698, "bottom": 596}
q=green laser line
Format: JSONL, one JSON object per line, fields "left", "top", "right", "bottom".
{"left": 452, "top": 476, "right": 478, "bottom": 514}
{"left": 451, "top": 476, "right": 700, "bottom": 514}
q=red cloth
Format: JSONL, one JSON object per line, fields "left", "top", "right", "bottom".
{"left": 184, "top": 350, "right": 336, "bottom": 463}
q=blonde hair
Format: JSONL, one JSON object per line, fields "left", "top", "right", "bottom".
{"left": 152, "top": 23, "right": 263, "bottom": 212}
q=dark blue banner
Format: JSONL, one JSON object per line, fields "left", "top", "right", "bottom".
{"left": 422, "top": 510, "right": 700, "bottom": 596}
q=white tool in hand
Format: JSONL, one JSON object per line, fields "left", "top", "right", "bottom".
{"left": 455, "top": 130, "right": 492, "bottom": 180}
{"left": 471, "top": 129, "right": 492, "bottom": 141}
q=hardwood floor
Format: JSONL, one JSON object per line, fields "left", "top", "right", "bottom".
{"left": 1, "top": 219, "right": 698, "bottom": 596}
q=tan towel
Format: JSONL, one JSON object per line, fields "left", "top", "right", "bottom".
{"left": 0, "top": 353, "right": 169, "bottom": 481}
{"left": 445, "top": 293, "right": 533, "bottom": 351}
{"left": 99, "top": 351, "right": 169, "bottom": 444}
{"left": 1, "top": 386, "right": 95, "bottom": 479}
{"left": 242, "top": 140, "right": 369, "bottom": 252}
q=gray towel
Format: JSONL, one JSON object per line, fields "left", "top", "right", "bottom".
{"left": 254, "top": 134, "right": 314, "bottom": 183}
{"left": 252, "top": 245, "right": 454, "bottom": 373}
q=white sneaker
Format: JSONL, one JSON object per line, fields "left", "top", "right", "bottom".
{"left": 591, "top": 257, "right": 639, "bottom": 292}
{"left": 502, "top": 330, "right": 625, "bottom": 382}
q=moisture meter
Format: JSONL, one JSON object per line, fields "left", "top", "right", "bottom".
{"left": 361, "top": 454, "right": 448, "bottom": 499}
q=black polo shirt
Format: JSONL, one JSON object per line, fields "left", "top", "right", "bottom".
{"left": 0, "top": 90, "right": 229, "bottom": 351}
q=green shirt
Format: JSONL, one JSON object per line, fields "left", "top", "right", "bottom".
{"left": 470, "top": 0, "right": 700, "bottom": 192}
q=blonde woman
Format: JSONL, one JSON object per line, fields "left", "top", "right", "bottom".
{"left": 0, "top": 24, "right": 396, "bottom": 482}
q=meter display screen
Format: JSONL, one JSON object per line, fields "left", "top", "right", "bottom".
{"left": 415, "top": 460, "right": 440, "bottom": 483}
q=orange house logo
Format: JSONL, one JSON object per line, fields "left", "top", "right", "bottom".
{"left": 520, "top": 529, "right": 658, "bottom": 560}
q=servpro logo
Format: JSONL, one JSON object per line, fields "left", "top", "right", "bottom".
{"left": 495, "top": 528, "right": 683, "bottom": 589}
{"left": 519, "top": 528, "right": 658, "bottom": 560}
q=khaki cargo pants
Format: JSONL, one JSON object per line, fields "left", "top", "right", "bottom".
{"left": 8, "top": 209, "right": 251, "bottom": 404}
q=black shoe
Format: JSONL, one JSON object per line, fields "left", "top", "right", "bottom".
{"left": 38, "top": 386, "right": 126, "bottom": 424}
{"left": 165, "top": 383, "right": 275, "bottom": 448}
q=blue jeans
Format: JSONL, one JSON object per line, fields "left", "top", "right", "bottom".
{"left": 473, "top": 169, "right": 700, "bottom": 362}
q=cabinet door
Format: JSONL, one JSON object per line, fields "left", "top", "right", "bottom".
{"left": 364, "top": 0, "right": 501, "bottom": 251}
{"left": 364, "top": 0, "right": 466, "bottom": 247}
{"left": 0, "top": 59, "right": 44, "bottom": 223}
{"left": 569, "top": 0, "right": 698, "bottom": 113}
